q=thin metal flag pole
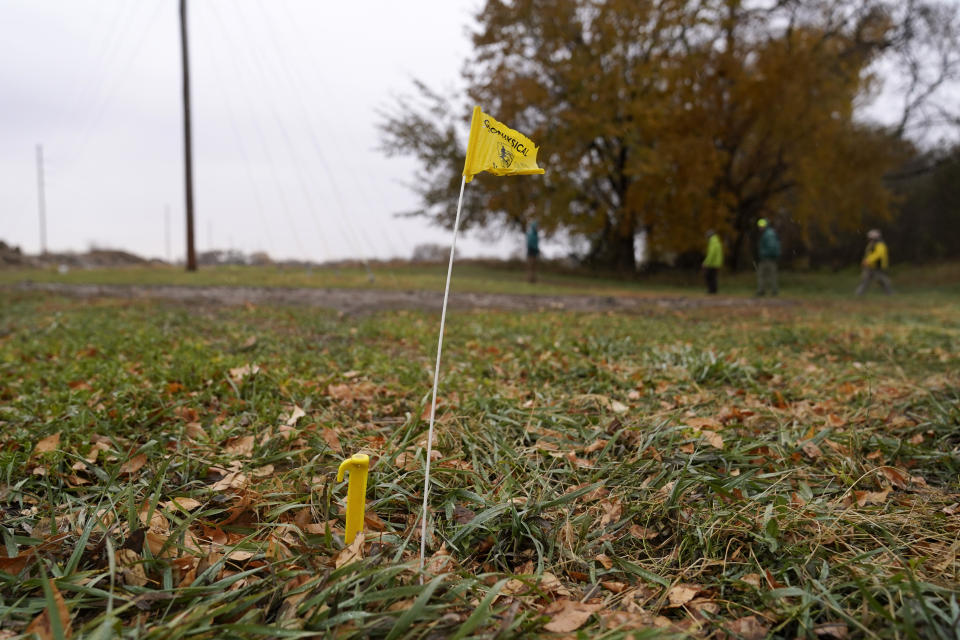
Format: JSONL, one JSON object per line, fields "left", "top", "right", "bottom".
{"left": 419, "top": 175, "right": 467, "bottom": 572}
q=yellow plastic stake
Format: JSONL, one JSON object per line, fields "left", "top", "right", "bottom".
{"left": 336, "top": 453, "right": 370, "bottom": 544}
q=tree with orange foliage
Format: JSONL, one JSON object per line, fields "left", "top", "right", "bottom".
{"left": 380, "top": 0, "right": 958, "bottom": 270}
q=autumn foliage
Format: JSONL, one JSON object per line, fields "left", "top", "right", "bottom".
{"left": 380, "top": 0, "right": 959, "bottom": 269}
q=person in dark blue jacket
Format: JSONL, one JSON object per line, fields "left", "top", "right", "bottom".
{"left": 526, "top": 221, "right": 540, "bottom": 283}
{"left": 755, "top": 218, "right": 781, "bottom": 296}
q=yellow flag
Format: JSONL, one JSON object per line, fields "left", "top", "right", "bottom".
{"left": 462, "top": 106, "right": 545, "bottom": 183}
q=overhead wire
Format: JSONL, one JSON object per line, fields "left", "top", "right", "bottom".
{"left": 38, "top": 0, "right": 163, "bottom": 251}
{"left": 255, "top": 0, "right": 400, "bottom": 262}
{"left": 273, "top": 0, "right": 414, "bottom": 259}
{"left": 216, "top": 2, "right": 368, "bottom": 272}
{"left": 197, "top": 16, "right": 278, "bottom": 259}
{"left": 207, "top": 2, "right": 333, "bottom": 264}
{"left": 236, "top": 6, "right": 378, "bottom": 279}
{"left": 230, "top": 2, "right": 374, "bottom": 273}
{"left": 201, "top": 2, "right": 311, "bottom": 261}
{"left": 57, "top": 0, "right": 166, "bottom": 174}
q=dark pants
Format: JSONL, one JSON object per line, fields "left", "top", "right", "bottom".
{"left": 855, "top": 268, "right": 892, "bottom": 296}
{"left": 704, "top": 268, "right": 718, "bottom": 294}
{"left": 526, "top": 248, "right": 539, "bottom": 283}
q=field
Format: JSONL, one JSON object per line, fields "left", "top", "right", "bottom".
{"left": 0, "top": 265, "right": 958, "bottom": 638}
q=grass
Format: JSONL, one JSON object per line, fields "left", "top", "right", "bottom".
{"left": 0, "top": 287, "right": 958, "bottom": 638}
{"left": 1, "top": 259, "right": 959, "bottom": 300}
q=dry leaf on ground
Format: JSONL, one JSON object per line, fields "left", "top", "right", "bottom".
{"left": 211, "top": 471, "right": 247, "bottom": 492}
{"left": 33, "top": 433, "right": 61, "bottom": 456}
{"left": 229, "top": 364, "right": 260, "bottom": 382}
{"left": 285, "top": 405, "right": 306, "bottom": 426}
{"left": 724, "top": 615, "right": 771, "bottom": 639}
{"left": 687, "top": 417, "right": 722, "bottom": 430}
{"left": 118, "top": 454, "right": 147, "bottom": 476}
{"left": 599, "top": 498, "right": 622, "bottom": 527}
{"left": 334, "top": 535, "right": 364, "bottom": 569}
{"left": 542, "top": 599, "right": 603, "bottom": 632}
{"left": 224, "top": 435, "right": 255, "bottom": 457}
{"left": 854, "top": 488, "right": 890, "bottom": 507}
{"left": 667, "top": 583, "right": 700, "bottom": 607}
{"left": 703, "top": 430, "right": 724, "bottom": 449}
{"left": 163, "top": 497, "right": 202, "bottom": 511}
{"left": 116, "top": 549, "right": 148, "bottom": 587}
{"left": 24, "top": 579, "right": 71, "bottom": 639}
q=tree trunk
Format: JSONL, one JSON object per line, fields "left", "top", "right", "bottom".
{"left": 586, "top": 217, "right": 636, "bottom": 272}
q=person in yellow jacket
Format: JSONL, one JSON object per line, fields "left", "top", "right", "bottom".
{"left": 855, "top": 229, "right": 893, "bottom": 296}
{"left": 702, "top": 230, "right": 723, "bottom": 294}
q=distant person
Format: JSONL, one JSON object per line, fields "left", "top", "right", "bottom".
{"left": 755, "top": 218, "right": 781, "bottom": 296}
{"left": 855, "top": 229, "right": 893, "bottom": 296}
{"left": 526, "top": 221, "right": 540, "bottom": 283}
{"left": 702, "top": 230, "right": 723, "bottom": 294}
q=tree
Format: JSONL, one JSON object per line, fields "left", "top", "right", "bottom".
{"left": 379, "top": 0, "right": 959, "bottom": 271}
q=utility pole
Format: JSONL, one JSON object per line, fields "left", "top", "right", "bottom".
{"left": 179, "top": 0, "right": 197, "bottom": 271}
{"left": 164, "top": 204, "right": 171, "bottom": 262}
{"left": 36, "top": 144, "right": 47, "bottom": 255}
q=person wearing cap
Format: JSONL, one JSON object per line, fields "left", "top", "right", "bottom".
{"left": 855, "top": 229, "right": 893, "bottom": 296}
{"left": 755, "top": 218, "right": 781, "bottom": 296}
{"left": 702, "top": 230, "right": 723, "bottom": 294}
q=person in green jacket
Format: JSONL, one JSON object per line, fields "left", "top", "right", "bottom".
{"left": 702, "top": 230, "right": 723, "bottom": 294}
{"left": 755, "top": 218, "right": 781, "bottom": 296}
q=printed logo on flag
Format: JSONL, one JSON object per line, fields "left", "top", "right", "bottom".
{"left": 498, "top": 145, "right": 515, "bottom": 168}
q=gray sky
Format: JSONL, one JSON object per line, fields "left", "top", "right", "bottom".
{"left": 2, "top": 2, "right": 954, "bottom": 263}
{"left": 0, "top": 0, "right": 530, "bottom": 262}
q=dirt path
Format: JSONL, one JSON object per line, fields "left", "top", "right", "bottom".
{"left": 11, "top": 281, "right": 798, "bottom": 314}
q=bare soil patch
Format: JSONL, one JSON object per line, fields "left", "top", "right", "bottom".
{"left": 12, "top": 281, "right": 796, "bottom": 314}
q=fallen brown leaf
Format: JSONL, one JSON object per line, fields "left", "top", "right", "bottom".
{"left": 224, "top": 435, "right": 255, "bottom": 457}
{"left": 667, "top": 583, "right": 700, "bottom": 607}
{"left": 879, "top": 466, "right": 909, "bottom": 489}
{"left": 703, "top": 430, "right": 724, "bottom": 449}
{"left": 118, "top": 454, "right": 147, "bottom": 476}
{"left": 601, "top": 580, "right": 627, "bottom": 593}
{"left": 814, "top": 622, "right": 850, "bottom": 639}
{"left": 854, "top": 488, "right": 890, "bottom": 507}
{"left": 116, "top": 549, "right": 148, "bottom": 587}
{"left": 163, "top": 497, "right": 202, "bottom": 512}
{"left": 687, "top": 417, "right": 722, "bottom": 430}
{"left": 285, "top": 405, "right": 306, "bottom": 426}
{"left": 211, "top": 471, "right": 247, "bottom": 492}
{"left": 24, "top": 579, "right": 71, "bottom": 639}
{"left": 33, "top": 433, "right": 61, "bottom": 456}
{"left": 724, "top": 615, "right": 771, "bottom": 639}
{"left": 320, "top": 428, "right": 342, "bottom": 453}
{"left": 541, "top": 599, "right": 603, "bottom": 633}
{"left": 229, "top": 364, "right": 260, "bottom": 382}
{"left": 599, "top": 498, "right": 622, "bottom": 527}
{"left": 334, "top": 535, "right": 364, "bottom": 569}
{"left": 802, "top": 441, "right": 823, "bottom": 459}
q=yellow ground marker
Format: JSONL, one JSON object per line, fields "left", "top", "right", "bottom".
{"left": 336, "top": 453, "right": 370, "bottom": 544}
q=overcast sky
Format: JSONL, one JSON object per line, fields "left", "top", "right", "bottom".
{"left": 0, "top": 0, "right": 535, "bottom": 262}
{"left": 2, "top": 2, "right": 955, "bottom": 264}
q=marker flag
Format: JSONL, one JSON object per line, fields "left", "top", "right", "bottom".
{"left": 462, "top": 106, "right": 545, "bottom": 183}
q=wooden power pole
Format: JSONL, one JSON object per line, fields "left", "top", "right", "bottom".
{"left": 35, "top": 144, "right": 47, "bottom": 255}
{"left": 179, "top": 0, "right": 197, "bottom": 271}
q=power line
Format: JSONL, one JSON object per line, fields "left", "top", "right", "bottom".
{"left": 202, "top": 2, "right": 311, "bottom": 261}
{"left": 272, "top": 0, "right": 414, "bottom": 258}
{"left": 228, "top": 3, "right": 363, "bottom": 265}
{"left": 197, "top": 12, "right": 278, "bottom": 258}
{"left": 255, "top": 0, "right": 398, "bottom": 261}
